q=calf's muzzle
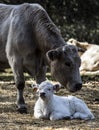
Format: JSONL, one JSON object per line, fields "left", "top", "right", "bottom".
{"left": 40, "top": 92, "right": 46, "bottom": 98}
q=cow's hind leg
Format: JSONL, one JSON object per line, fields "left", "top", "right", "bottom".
{"left": 7, "top": 55, "right": 27, "bottom": 113}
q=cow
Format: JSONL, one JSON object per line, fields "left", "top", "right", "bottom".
{"left": 33, "top": 81, "right": 94, "bottom": 120}
{"left": 67, "top": 38, "right": 99, "bottom": 73}
{"left": 0, "top": 3, "right": 82, "bottom": 113}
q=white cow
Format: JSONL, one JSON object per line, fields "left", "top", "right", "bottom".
{"left": 33, "top": 81, "right": 94, "bottom": 120}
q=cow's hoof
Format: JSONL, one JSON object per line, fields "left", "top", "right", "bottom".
{"left": 17, "top": 107, "right": 27, "bottom": 114}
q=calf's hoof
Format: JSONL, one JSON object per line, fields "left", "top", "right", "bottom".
{"left": 63, "top": 116, "right": 71, "bottom": 120}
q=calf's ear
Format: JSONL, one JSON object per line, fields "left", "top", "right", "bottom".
{"left": 53, "top": 84, "right": 61, "bottom": 92}
{"left": 46, "top": 50, "right": 60, "bottom": 61}
{"left": 77, "top": 47, "right": 86, "bottom": 52}
{"left": 31, "top": 84, "right": 39, "bottom": 92}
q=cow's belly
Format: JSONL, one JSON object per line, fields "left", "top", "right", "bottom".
{"left": 0, "top": 39, "right": 7, "bottom": 60}
{"left": 0, "top": 44, "right": 9, "bottom": 70}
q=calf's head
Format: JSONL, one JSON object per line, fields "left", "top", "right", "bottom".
{"left": 32, "top": 81, "right": 60, "bottom": 100}
{"left": 46, "top": 45, "right": 82, "bottom": 92}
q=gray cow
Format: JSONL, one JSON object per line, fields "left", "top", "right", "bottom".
{"left": 0, "top": 3, "right": 82, "bottom": 113}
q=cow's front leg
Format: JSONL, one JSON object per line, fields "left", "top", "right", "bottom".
{"left": 13, "top": 63, "right": 27, "bottom": 113}
{"left": 7, "top": 55, "right": 27, "bottom": 113}
{"left": 16, "top": 80, "right": 27, "bottom": 113}
{"left": 35, "top": 65, "right": 47, "bottom": 84}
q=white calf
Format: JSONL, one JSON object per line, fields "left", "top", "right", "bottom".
{"left": 33, "top": 81, "right": 94, "bottom": 120}
{"left": 67, "top": 38, "right": 99, "bottom": 72}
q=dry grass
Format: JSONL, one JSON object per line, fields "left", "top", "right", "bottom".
{"left": 0, "top": 70, "right": 99, "bottom": 130}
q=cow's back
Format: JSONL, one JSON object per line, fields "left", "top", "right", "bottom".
{"left": 0, "top": 4, "right": 14, "bottom": 22}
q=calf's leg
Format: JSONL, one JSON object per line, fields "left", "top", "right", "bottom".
{"left": 50, "top": 112, "right": 70, "bottom": 120}
{"left": 72, "top": 112, "right": 93, "bottom": 120}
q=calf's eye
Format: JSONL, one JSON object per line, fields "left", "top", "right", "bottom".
{"left": 48, "top": 88, "right": 51, "bottom": 91}
{"left": 65, "top": 62, "right": 71, "bottom": 67}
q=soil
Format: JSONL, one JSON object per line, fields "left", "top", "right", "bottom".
{"left": 0, "top": 70, "right": 99, "bottom": 130}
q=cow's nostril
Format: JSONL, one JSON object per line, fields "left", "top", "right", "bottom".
{"left": 75, "top": 83, "right": 82, "bottom": 90}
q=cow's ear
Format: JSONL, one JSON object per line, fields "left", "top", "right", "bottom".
{"left": 53, "top": 84, "right": 61, "bottom": 92}
{"left": 32, "top": 84, "right": 39, "bottom": 92}
{"left": 46, "top": 50, "right": 60, "bottom": 61}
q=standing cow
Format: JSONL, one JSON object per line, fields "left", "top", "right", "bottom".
{"left": 0, "top": 3, "right": 82, "bottom": 113}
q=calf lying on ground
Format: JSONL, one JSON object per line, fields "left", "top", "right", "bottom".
{"left": 67, "top": 38, "right": 99, "bottom": 72}
{"left": 33, "top": 81, "right": 94, "bottom": 120}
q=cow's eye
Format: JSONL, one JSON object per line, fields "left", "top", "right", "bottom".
{"left": 65, "top": 62, "right": 71, "bottom": 67}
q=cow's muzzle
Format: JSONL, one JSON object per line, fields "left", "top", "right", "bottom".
{"left": 67, "top": 83, "right": 82, "bottom": 92}
{"left": 75, "top": 83, "right": 82, "bottom": 91}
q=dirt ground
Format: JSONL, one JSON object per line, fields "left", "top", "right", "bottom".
{"left": 0, "top": 70, "right": 99, "bottom": 130}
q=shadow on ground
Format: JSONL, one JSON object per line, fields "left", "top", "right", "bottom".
{"left": 0, "top": 70, "right": 99, "bottom": 130}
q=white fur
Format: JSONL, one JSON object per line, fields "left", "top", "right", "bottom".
{"left": 34, "top": 81, "right": 95, "bottom": 120}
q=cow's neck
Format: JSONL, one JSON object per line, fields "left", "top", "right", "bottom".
{"left": 37, "top": 33, "right": 65, "bottom": 53}
{"left": 34, "top": 19, "right": 65, "bottom": 52}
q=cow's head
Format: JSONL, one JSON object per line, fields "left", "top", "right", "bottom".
{"left": 46, "top": 45, "right": 82, "bottom": 92}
